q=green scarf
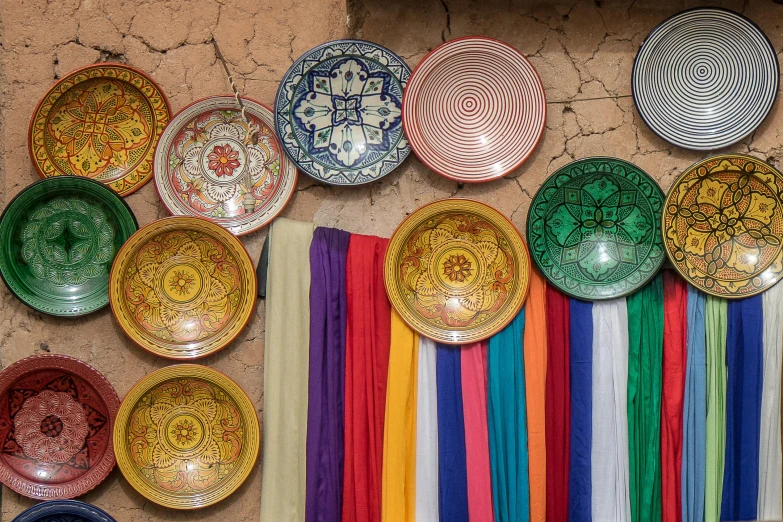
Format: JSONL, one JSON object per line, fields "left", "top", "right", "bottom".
{"left": 704, "top": 295, "right": 727, "bottom": 522}
{"left": 627, "top": 275, "right": 664, "bottom": 522}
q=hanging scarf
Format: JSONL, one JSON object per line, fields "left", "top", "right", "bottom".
{"left": 382, "top": 311, "right": 420, "bottom": 522}
{"left": 661, "top": 273, "right": 687, "bottom": 522}
{"left": 342, "top": 234, "right": 392, "bottom": 522}
{"left": 759, "top": 282, "right": 783, "bottom": 520}
{"left": 682, "top": 286, "right": 706, "bottom": 522}
{"left": 437, "top": 344, "right": 469, "bottom": 522}
{"left": 524, "top": 270, "right": 548, "bottom": 522}
{"left": 592, "top": 298, "right": 631, "bottom": 522}
{"left": 461, "top": 342, "right": 494, "bottom": 522}
{"left": 488, "top": 310, "right": 529, "bottom": 522}
{"left": 568, "top": 298, "right": 593, "bottom": 522}
{"left": 306, "top": 227, "right": 350, "bottom": 522}
{"left": 416, "top": 337, "right": 439, "bottom": 522}
{"left": 260, "top": 219, "right": 315, "bottom": 522}
{"left": 704, "top": 295, "right": 727, "bottom": 522}
{"left": 546, "top": 287, "right": 570, "bottom": 521}
{"left": 627, "top": 276, "right": 664, "bottom": 522}
{"left": 721, "top": 296, "right": 763, "bottom": 521}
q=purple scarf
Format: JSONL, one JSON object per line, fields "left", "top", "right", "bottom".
{"left": 306, "top": 227, "right": 351, "bottom": 522}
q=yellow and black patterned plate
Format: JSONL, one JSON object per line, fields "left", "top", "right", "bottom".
{"left": 113, "top": 364, "right": 259, "bottom": 509}
{"left": 109, "top": 216, "right": 256, "bottom": 358}
{"left": 663, "top": 154, "right": 783, "bottom": 297}
{"left": 384, "top": 199, "right": 529, "bottom": 344}
{"left": 29, "top": 64, "right": 171, "bottom": 197}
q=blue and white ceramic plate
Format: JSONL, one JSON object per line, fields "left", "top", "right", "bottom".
{"left": 12, "top": 500, "right": 116, "bottom": 522}
{"left": 274, "top": 40, "right": 411, "bottom": 185}
{"left": 633, "top": 8, "right": 779, "bottom": 150}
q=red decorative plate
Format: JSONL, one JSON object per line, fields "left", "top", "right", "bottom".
{"left": 403, "top": 37, "right": 546, "bottom": 182}
{"left": 0, "top": 355, "right": 119, "bottom": 499}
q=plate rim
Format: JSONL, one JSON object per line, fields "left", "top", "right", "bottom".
{"left": 0, "top": 354, "right": 120, "bottom": 501}
{"left": 112, "top": 363, "right": 260, "bottom": 510}
{"left": 273, "top": 38, "right": 412, "bottom": 186}
{"left": 526, "top": 156, "right": 665, "bottom": 300}
{"left": 12, "top": 500, "right": 117, "bottom": 522}
{"left": 631, "top": 6, "right": 780, "bottom": 151}
{"left": 153, "top": 94, "right": 298, "bottom": 236}
{"left": 662, "top": 152, "right": 783, "bottom": 298}
{"left": 27, "top": 62, "right": 173, "bottom": 197}
{"left": 0, "top": 176, "right": 139, "bottom": 316}
{"left": 401, "top": 35, "right": 547, "bottom": 183}
{"left": 108, "top": 215, "right": 258, "bottom": 359}
{"left": 384, "top": 197, "right": 530, "bottom": 344}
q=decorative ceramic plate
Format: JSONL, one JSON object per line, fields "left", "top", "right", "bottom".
{"left": 113, "top": 364, "right": 260, "bottom": 509}
{"left": 109, "top": 217, "right": 256, "bottom": 359}
{"left": 528, "top": 158, "right": 665, "bottom": 300}
{"left": 12, "top": 500, "right": 116, "bottom": 522}
{"left": 384, "top": 199, "right": 529, "bottom": 344}
{"left": 154, "top": 96, "right": 297, "bottom": 235}
{"left": 0, "top": 177, "right": 138, "bottom": 316}
{"left": 403, "top": 37, "right": 546, "bottom": 182}
{"left": 274, "top": 39, "right": 411, "bottom": 185}
{"left": 663, "top": 154, "right": 783, "bottom": 297}
{"left": 632, "top": 8, "right": 778, "bottom": 150}
{"left": 0, "top": 355, "right": 119, "bottom": 500}
{"left": 29, "top": 63, "right": 171, "bottom": 196}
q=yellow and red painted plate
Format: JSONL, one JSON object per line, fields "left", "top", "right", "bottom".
{"left": 663, "top": 154, "right": 783, "bottom": 297}
{"left": 109, "top": 216, "right": 256, "bottom": 359}
{"left": 113, "top": 364, "right": 260, "bottom": 509}
{"left": 29, "top": 63, "right": 171, "bottom": 197}
{"left": 384, "top": 199, "right": 530, "bottom": 344}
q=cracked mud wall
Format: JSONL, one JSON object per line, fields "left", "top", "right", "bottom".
{"left": 1, "top": 0, "right": 782, "bottom": 519}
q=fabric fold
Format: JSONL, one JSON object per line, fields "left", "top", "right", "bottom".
{"left": 682, "top": 286, "right": 706, "bottom": 522}
{"left": 591, "top": 298, "right": 631, "bottom": 522}
{"left": 759, "top": 282, "right": 783, "bottom": 520}
{"left": 416, "top": 337, "right": 439, "bottom": 522}
{"left": 461, "top": 342, "right": 495, "bottom": 522}
{"left": 661, "top": 273, "right": 687, "bottom": 522}
{"left": 437, "top": 344, "right": 469, "bottom": 522}
{"left": 488, "top": 310, "right": 529, "bottom": 522}
{"left": 306, "top": 227, "right": 351, "bottom": 522}
{"left": 382, "top": 310, "right": 420, "bottom": 522}
{"left": 568, "top": 298, "right": 593, "bottom": 522}
{"left": 721, "top": 295, "right": 763, "bottom": 521}
{"left": 524, "top": 270, "right": 548, "bottom": 522}
{"left": 546, "top": 287, "right": 570, "bottom": 521}
{"left": 704, "top": 295, "right": 727, "bottom": 522}
{"left": 260, "top": 218, "right": 315, "bottom": 522}
{"left": 342, "top": 234, "right": 392, "bottom": 522}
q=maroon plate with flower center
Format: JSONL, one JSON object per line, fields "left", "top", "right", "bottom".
{"left": 0, "top": 355, "right": 119, "bottom": 499}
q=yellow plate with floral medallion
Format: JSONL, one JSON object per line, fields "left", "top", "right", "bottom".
{"left": 384, "top": 199, "right": 530, "bottom": 344}
{"left": 109, "top": 216, "right": 256, "bottom": 358}
{"left": 113, "top": 364, "right": 260, "bottom": 509}
{"left": 663, "top": 154, "right": 783, "bottom": 297}
{"left": 29, "top": 63, "right": 171, "bottom": 197}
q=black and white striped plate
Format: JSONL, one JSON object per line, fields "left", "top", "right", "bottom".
{"left": 633, "top": 8, "right": 779, "bottom": 150}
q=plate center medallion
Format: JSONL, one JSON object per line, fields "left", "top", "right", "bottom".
{"left": 13, "top": 390, "right": 89, "bottom": 464}
{"left": 159, "top": 409, "right": 211, "bottom": 457}
{"left": 39, "top": 414, "right": 64, "bottom": 437}
{"left": 430, "top": 241, "right": 485, "bottom": 296}
{"left": 200, "top": 137, "right": 247, "bottom": 185}
{"left": 156, "top": 258, "right": 210, "bottom": 311}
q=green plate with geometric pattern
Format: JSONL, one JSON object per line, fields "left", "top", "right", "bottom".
{"left": 0, "top": 177, "right": 138, "bottom": 316}
{"left": 527, "top": 157, "right": 665, "bottom": 300}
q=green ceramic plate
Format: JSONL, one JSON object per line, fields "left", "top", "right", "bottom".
{"left": 0, "top": 177, "right": 138, "bottom": 316}
{"left": 527, "top": 157, "right": 665, "bottom": 300}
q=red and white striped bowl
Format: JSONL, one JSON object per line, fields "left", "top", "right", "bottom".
{"left": 403, "top": 37, "right": 546, "bottom": 183}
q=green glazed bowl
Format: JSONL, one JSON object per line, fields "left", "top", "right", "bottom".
{"left": 527, "top": 157, "right": 665, "bottom": 300}
{"left": 0, "top": 177, "right": 138, "bottom": 316}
